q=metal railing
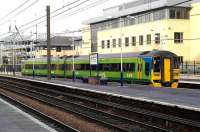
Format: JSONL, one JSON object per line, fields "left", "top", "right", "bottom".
{"left": 180, "top": 61, "right": 200, "bottom": 75}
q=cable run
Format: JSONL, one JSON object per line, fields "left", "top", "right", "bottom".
{"left": 0, "top": 0, "right": 40, "bottom": 27}
{"left": 0, "top": 0, "right": 31, "bottom": 23}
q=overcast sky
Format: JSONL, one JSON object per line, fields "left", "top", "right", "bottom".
{"left": 0, "top": 0, "right": 134, "bottom": 39}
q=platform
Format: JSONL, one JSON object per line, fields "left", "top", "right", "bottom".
{"left": 0, "top": 98, "right": 55, "bottom": 132}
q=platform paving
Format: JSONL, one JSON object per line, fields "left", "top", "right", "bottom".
{"left": 0, "top": 98, "right": 55, "bottom": 132}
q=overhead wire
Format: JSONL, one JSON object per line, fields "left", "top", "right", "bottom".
{"left": 0, "top": 0, "right": 41, "bottom": 26}
{"left": 11, "top": 0, "right": 107, "bottom": 32}
{"left": 0, "top": 0, "right": 31, "bottom": 23}
{"left": 0, "top": 0, "right": 195, "bottom": 38}
{"left": 13, "top": 0, "right": 195, "bottom": 33}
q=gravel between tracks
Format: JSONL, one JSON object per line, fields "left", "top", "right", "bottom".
{"left": 0, "top": 88, "right": 111, "bottom": 132}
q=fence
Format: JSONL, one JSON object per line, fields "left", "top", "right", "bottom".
{"left": 180, "top": 61, "right": 200, "bottom": 75}
{"left": 0, "top": 64, "right": 21, "bottom": 73}
{"left": 0, "top": 61, "right": 200, "bottom": 75}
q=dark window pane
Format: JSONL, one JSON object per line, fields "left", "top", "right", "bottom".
{"left": 132, "top": 36, "right": 136, "bottom": 46}
{"left": 101, "top": 40, "right": 105, "bottom": 49}
{"left": 155, "top": 33, "right": 160, "bottom": 44}
{"left": 147, "top": 34, "right": 151, "bottom": 45}
{"left": 145, "top": 62, "right": 150, "bottom": 76}
{"left": 139, "top": 35, "right": 143, "bottom": 45}
{"left": 125, "top": 37, "right": 129, "bottom": 47}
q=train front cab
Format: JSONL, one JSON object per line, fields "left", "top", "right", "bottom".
{"left": 152, "top": 55, "right": 180, "bottom": 88}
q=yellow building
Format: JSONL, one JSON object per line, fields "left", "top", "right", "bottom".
{"left": 82, "top": 0, "right": 200, "bottom": 61}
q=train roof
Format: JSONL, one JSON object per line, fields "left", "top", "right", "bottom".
{"left": 24, "top": 50, "right": 178, "bottom": 62}
{"left": 75, "top": 50, "right": 178, "bottom": 60}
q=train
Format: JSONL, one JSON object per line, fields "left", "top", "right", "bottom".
{"left": 21, "top": 50, "right": 181, "bottom": 88}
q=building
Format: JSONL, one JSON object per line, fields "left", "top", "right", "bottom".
{"left": 82, "top": 0, "right": 200, "bottom": 61}
{"left": 0, "top": 34, "right": 82, "bottom": 67}
{"left": 34, "top": 36, "right": 81, "bottom": 58}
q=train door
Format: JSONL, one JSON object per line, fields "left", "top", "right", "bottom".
{"left": 137, "top": 62, "right": 142, "bottom": 80}
{"left": 163, "top": 58, "right": 171, "bottom": 82}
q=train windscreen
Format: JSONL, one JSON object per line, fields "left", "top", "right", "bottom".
{"left": 153, "top": 56, "right": 161, "bottom": 72}
{"left": 173, "top": 57, "right": 180, "bottom": 69}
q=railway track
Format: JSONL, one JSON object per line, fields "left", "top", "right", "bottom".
{"left": 0, "top": 78, "right": 169, "bottom": 132}
{"left": 0, "top": 76, "right": 200, "bottom": 131}
{"left": 0, "top": 91, "right": 78, "bottom": 132}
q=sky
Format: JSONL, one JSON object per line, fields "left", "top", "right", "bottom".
{"left": 0, "top": 0, "right": 134, "bottom": 39}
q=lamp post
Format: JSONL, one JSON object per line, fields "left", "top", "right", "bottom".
{"left": 72, "top": 35, "right": 75, "bottom": 82}
{"left": 119, "top": 17, "right": 124, "bottom": 86}
{"left": 64, "top": 29, "right": 81, "bottom": 82}
{"left": 119, "top": 15, "right": 137, "bottom": 86}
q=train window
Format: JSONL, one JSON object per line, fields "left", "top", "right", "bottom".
{"left": 153, "top": 57, "right": 161, "bottom": 72}
{"left": 66, "top": 64, "right": 72, "bottom": 70}
{"left": 60, "top": 64, "right": 65, "bottom": 70}
{"left": 103, "top": 64, "right": 112, "bottom": 71}
{"left": 25, "top": 64, "right": 33, "bottom": 69}
{"left": 91, "top": 65, "right": 96, "bottom": 70}
{"left": 174, "top": 57, "right": 180, "bottom": 69}
{"left": 111, "top": 64, "right": 120, "bottom": 71}
{"left": 85, "top": 64, "right": 90, "bottom": 70}
{"left": 145, "top": 62, "right": 150, "bottom": 76}
{"left": 123, "top": 63, "right": 135, "bottom": 72}
{"left": 80, "top": 64, "right": 85, "bottom": 70}
{"left": 75, "top": 64, "right": 81, "bottom": 70}
{"left": 51, "top": 64, "right": 56, "bottom": 70}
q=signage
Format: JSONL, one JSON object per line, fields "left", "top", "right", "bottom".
{"left": 90, "top": 53, "right": 98, "bottom": 65}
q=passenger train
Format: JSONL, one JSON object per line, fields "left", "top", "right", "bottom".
{"left": 21, "top": 50, "right": 181, "bottom": 88}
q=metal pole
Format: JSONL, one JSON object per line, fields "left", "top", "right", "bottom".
{"left": 33, "top": 24, "right": 37, "bottom": 78}
{"left": 12, "top": 41, "right": 15, "bottom": 76}
{"left": 47, "top": 6, "right": 51, "bottom": 80}
{"left": 194, "top": 60, "right": 196, "bottom": 75}
{"left": 72, "top": 35, "right": 75, "bottom": 81}
{"left": 120, "top": 17, "right": 123, "bottom": 86}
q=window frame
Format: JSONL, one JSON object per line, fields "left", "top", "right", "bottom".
{"left": 155, "top": 33, "right": 160, "bottom": 44}
{"left": 101, "top": 40, "right": 105, "bottom": 49}
{"left": 139, "top": 35, "right": 143, "bottom": 45}
{"left": 147, "top": 34, "right": 151, "bottom": 45}
{"left": 132, "top": 36, "right": 136, "bottom": 46}
{"left": 125, "top": 37, "right": 129, "bottom": 47}
{"left": 174, "top": 32, "right": 183, "bottom": 43}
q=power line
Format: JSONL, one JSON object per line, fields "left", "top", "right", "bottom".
{"left": 0, "top": 0, "right": 31, "bottom": 23}
{"left": 18, "top": 0, "right": 83, "bottom": 29}
{"left": 0, "top": 0, "right": 83, "bottom": 38}
{"left": 0, "top": 0, "right": 40, "bottom": 27}
{"left": 15, "top": 0, "right": 195, "bottom": 32}
{"left": 0, "top": 0, "right": 194, "bottom": 38}
{"left": 17, "top": 0, "right": 104, "bottom": 31}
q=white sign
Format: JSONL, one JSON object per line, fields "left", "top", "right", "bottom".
{"left": 90, "top": 53, "right": 98, "bottom": 65}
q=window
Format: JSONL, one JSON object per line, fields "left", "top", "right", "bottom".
{"left": 169, "top": 8, "right": 190, "bottom": 19}
{"left": 123, "top": 63, "right": 135, "bottom": 72}
{"left": 132, "top": 36, "right": 136, "bottom": 46}
{"left": 101, "top": 40, "right": 105, "bottom": 49}
{"left": 174, "top": 32, "right": 183, "bottom": 43}
{"left": 153, "top": 57, "right": 161, "bottom": 72}
{"left": 147, "top": 34, "right": 151, "bottom": 45}
{"left": 112, "top": 39, "right": 116, "bottom": 48}
{"left": 107, "top": 40, "right": 110, "bottom": 48}
{"left": 145, "top": 62, "right": 150, "bottom": 76}
{"left": 170, "top": 9, "right": 176, "bottom": 19}
{"left": 56, "top": 47, "right": 61, "bottom": 52}
{"left": 118, "top": 38, "right": 122, "bottom": 47}
{"left": 173, "top": 57, "right": 180, "bottom": 69}
{"left": 125, "top": 37, "right": 129, "bottom": 47}
{"left": 155, "top": 33, "right": 160, "bottom": 44}
{"left": 139, "top": 35, "right": 143, "bottom": 45}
